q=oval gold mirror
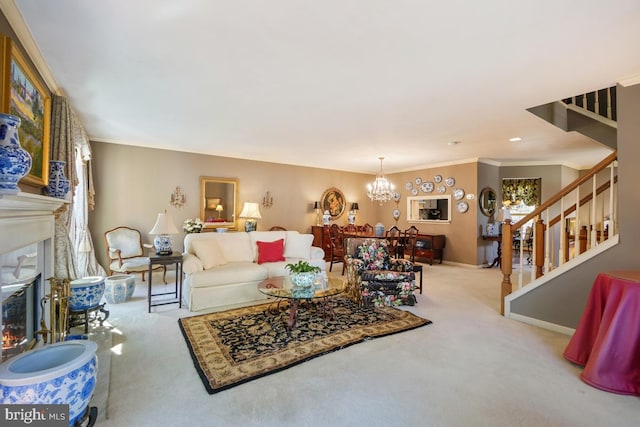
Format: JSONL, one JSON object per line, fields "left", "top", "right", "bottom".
{"left": 200, "top": 176, "right": 239, "bottom": 230}
{"left": 479, "top": 187, "right": 497, "bottom": 217}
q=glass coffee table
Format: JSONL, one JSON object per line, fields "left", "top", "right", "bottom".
{"left": 258, "top": 276, "right": 345, "bottom": 330}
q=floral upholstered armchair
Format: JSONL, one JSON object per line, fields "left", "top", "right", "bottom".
{"left": 344, "top": 237, "right": 416, "bottom": 307}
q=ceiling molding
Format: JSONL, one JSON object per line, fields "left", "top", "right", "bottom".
{"left": 0, "top": 0, "right": 60, "bottom": 94}
{"left": 619, "top": 73, "right": 640, "bottom": 88}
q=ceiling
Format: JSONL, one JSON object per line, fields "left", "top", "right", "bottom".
{"left": 7, "top": 0, "right": 640, "bottom": 174}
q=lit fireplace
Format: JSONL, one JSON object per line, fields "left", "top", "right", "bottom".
{"left": 1, "top": 274, "right": 40, "bottom": 362}
{"left": 0, "top": 193, "right": 66, "bottom": 361}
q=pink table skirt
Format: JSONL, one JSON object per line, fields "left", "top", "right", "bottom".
{"left": 563, "top": 271, "right": 640, "bottom": 395}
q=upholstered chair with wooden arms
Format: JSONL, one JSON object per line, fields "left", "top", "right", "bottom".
{"left": 344, "top": 237, "right": 416, "bottom": 307}
{"left": 104, "top": 226, "right": 166, "bottom": 283}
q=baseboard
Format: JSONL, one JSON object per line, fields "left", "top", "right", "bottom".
{"left": 508, "top": 312, "right": 575, "bottom": 336}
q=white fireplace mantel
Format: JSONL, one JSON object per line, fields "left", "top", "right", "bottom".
{"left": 0, "top": 193, "right": 68, "bottom": 255}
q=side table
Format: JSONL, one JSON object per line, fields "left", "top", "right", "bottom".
{"left": 148, "top": 251, "right": 183, "bottom": 313}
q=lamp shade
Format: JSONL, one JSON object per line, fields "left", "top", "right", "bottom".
{"left": 149, "top": 211, "right": 180, "bottom": 235}
{"left": 351, "top": 202, "right": 359, "bottom": 211}
{"left": 149, "top": 211, "right": 179, "bottom": 255}
{"left": 495, "top": 207, "right": 512, "bottom": 223}
{"left": 239, "top": 202, "right": 262, "bottom": 219}
{"left": 215, "top": 205, "right": 224, "bottom": 212}
{"left": 313, "top": 201, "right": 320, "bottom": 210}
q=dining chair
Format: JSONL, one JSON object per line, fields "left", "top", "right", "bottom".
{"left": 385, "top": 226, "right": 402, "bottom": 258}
{"left": 343, "top": 223, "right": 357, "bottom": 233}
{"left": 328, "top": 224, "right": 346, "bottom": 274}
{"left": 361, "top": 223, "right": 374, "bottom": 235}
{"left": 403, "top": 226, "right": 420, "bottom": 262}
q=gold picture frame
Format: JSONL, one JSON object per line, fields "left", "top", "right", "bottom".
{"left": 0, "top": 36, "right": 51, "bottom": 187}
{"left": 321, "top": 187, "right": 346, "bottom": 218}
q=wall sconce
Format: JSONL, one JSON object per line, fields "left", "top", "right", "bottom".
{"left": 169, "top": 186, "right": 186, "bottom": 209}
{"left": 262, "top": 191, "right": 273, "bottom": 208}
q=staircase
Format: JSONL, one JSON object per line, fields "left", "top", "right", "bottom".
{"left": 527, "top": 86, "right": 617, "bottom": 150}
{"left": 500, "top": 87, "right": 619, "bottom": 325}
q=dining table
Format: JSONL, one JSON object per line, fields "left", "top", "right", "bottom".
{"left": 563, "top": 271, "right": 640, "bottom": 396}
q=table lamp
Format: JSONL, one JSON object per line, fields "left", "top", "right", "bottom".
{"left": 239, "top": 202, "right": 261, "bottom": 232}
{"left": 149, "top": 210, "right": 180, "bottom": 255}
{"left": 216, "top": 204, "right": 224, "bottom": 219}
{"left": 313, "top": 201, "right": 321, "bottom": 226}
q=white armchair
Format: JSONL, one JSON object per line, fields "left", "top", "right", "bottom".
{"left": 104, "top": 226, "right": 166, "bottom": 283}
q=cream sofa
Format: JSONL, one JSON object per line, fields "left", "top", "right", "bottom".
{"left": 182, "top": 230, "right": 326, "bottom": 312}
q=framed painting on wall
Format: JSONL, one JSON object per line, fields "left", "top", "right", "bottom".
{"left": 321, "top": 187, "right": 346, "bottom": 218}
{"left": 0, "top": 36, "right": 51, "bottom": 187}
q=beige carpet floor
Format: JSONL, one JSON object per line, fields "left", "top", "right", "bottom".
{"left": 94, "top": 263, "right": 640, "bottom": 427}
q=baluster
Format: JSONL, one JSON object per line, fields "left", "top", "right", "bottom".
{"left": 594, "top": 90, "right": 600, "bottom": 117}
{"left": 607, "top": 87, "right": 613, "bottom": 120}
{"left": 609, "top": 162, "right": 615, "bottom": 236}
{"left": 559, "top": 198, "right": 565, "bottom": 265}
{"left": 591, "top": 176, "right": 597, "bottom": 246}
{"left": 544, "top": 208, "right": 551, "bottom": 272}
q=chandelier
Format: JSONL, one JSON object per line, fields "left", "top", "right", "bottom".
{"left": 367, "top": 157, "right": 395, "bottom": 204}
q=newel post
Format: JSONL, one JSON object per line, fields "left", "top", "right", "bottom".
{"left": 500, "top": 219, "right": 513, "bottom": 315}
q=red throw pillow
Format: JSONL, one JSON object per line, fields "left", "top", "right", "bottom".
{"left": 256, "top": 239, "right": 286, "bottom": 264}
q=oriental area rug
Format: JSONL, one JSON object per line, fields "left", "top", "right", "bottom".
{"left": 178, "top": 297, "right": 432, "bottom": 394}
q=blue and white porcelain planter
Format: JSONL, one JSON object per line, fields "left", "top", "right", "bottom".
{"left": 290, "top": 272, "right": 316, "bottom": 298}
{"left": 44, "top": 160, "right": 70, "bottom": 198}
{"left": 0, "top": 113, "right": 32, "bottom": 195}
{"left": 69, "top": 276, "right": 105, "bottom": 311}
{"left": 104, "top": 274, "right": 135, "bottom": 304}
{"left": 0, "top": 340, "right": 98, "bottom": 426}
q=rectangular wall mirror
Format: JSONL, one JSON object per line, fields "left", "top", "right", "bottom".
{"left": 200, "top": 176, "right": 238, "bottom": 230}
{"left": 407, "top": 195, "right": 451, "bottom": 223}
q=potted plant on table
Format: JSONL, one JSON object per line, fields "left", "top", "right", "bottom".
{"left": 285, "top": 260, "right": 321, "bottom": 298}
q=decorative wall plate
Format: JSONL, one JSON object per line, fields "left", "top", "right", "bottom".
{"left": 405, "top": 182, "right": 413, "bottom": 190}
{"left": 420, "top": 182, "right": 434, "bottom": 193}
{"left": 453, "top": 188, "right": 465, "bottom": 200}
{"left": 393, "top": 191, "right": 401, "bottom": 202}
{"left": 392, "top": 208, "right": 401, "bottom": 220}
{"left": 411, "top": 188, "right": 419, "bottom": 196}
{"left": 437, "top": 185, "right": 446, "bottom": 194}
{"left": 415, "top": 177, "right": 422, "bottom": 185}
{"left": 445, "top": 177, "right": 455, "bottom": 187}
{"left": 434, "top": 175, "right": 442, "bottom": 183}
{"left": 457, "top": 200, "right": 469, "bottom": 213}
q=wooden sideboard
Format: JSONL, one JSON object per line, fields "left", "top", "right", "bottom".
{"left": 311, "top": 226, "right": 332, "bottom": 261}
{"left": 414, "top": 234, "right": 446, "bottom": 265}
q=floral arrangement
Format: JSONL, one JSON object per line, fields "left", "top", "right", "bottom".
{"left": 183, "top": 218, "right": 203, "bottom": 234}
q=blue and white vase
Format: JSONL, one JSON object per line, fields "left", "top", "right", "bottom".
{"left": 69, "top": 276, "right": 106, "bottom": 311}
{"left": 45, "top": 160, "right": 70, "bottom": 198}
{"left": 323, "top": 210, "right": 331, "bottom": 225}
{"left": 0, "top": 113, "right": 32, "bottom": 195}
{"left": 0, "top": 340, "right": 98, "bottom": 426}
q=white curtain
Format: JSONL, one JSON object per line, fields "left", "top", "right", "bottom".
{"left": 69, "top": 116, "right": 106, "bottom": 278}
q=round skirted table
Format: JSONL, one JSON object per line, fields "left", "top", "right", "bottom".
{"left": 563, "top": 271, "right": 640, "bottom": 396}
